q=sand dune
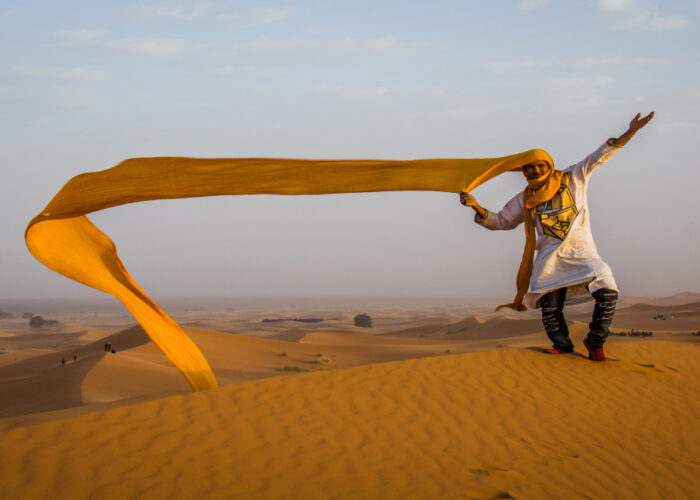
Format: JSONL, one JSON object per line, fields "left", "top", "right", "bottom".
{"left": 1, "top": 296, "right": 699, "bottom": 499}
{"left": 571, "top": 299, "right": 700, "bottom": 332}
{"left": 385, "top": 314, "right": 547, "bottom": 340}
{"left": 1, "top": 323, "right": 504, "bottom": 422}
{"left": 618, "top": 300, "right": 700, "bottom": 314}
{"left": 0, "top": 326, "right": 150, "bottom": 419}
{"left": 0, "top": 340, "right": 697, "bottom": 499}
{"left": 80, "top": 327, "right": 507, "bottom": 406}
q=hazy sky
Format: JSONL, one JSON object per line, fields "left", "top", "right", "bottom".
{"left": 2, "top": 0, "right": 699, "bottom": 302}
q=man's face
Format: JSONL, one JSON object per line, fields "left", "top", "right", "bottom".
{"left": 522, "top": 161, "right": 551, "bottom": 181}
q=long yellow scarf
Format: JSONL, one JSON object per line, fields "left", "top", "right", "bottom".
{"left": 496, "top": 169, "right": 564, "bottom": 312}
{"left": 26, "top": 150, "right": 552, "bottom": 390}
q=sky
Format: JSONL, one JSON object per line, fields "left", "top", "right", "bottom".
{"left": 1, "top": 0, "right": 699, "bottom": 303}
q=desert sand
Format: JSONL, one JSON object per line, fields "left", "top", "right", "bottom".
{"left": 1, "top": 294, "right": 698, "bottom": 499}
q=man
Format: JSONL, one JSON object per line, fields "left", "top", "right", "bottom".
{"left": 460, "top": 112, "right": 654, "bottom": 361}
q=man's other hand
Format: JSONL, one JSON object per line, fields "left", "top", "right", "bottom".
{"left": 460, "top": 192, "right": 478, "bottom": 207}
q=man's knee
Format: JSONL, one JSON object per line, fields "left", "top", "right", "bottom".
{"left": 591, "top": 288, "right": 617, "bottom": 324}
{"left": 592, "top": 288, "right": 618, "bottom": 303}
{"left": 540, "top": 288, "right": 567, "bottom": 312}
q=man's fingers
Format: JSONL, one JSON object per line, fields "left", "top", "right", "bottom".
{"left": 631, "top": 111, "right": 654, "bottom": 130}
{"left": 460, "top": 192, "right": 474, "bottom": 206}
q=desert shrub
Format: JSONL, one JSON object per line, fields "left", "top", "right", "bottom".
{"left": 310, "top": 356, "right": 331, "bottom": 364}
{"left": 275, "top": 365, "right": 305, "bottom": 372}
{"left": 354, "top": 313, "right": 372, "bottom": 328}
{"left": 29, "top": 315, "right": 58, "bottom": 328}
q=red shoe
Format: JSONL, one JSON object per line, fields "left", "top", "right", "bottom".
{"left": 583, "top": 338, "right": 606, "bottom": 361}
{"left": 542, "top": 347, "right": 573, "bottom": 354}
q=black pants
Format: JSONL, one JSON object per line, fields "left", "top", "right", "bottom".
{"left": 540, "top": 287, "right": 618, "bottom": 351}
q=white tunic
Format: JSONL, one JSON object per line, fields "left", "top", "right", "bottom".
{"left": 476, "top": 141, "right": 621, "bottom": 306}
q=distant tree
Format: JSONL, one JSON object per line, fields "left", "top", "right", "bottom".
{"left": 29, "top": 315, "right": 58, "bottom": 328}
{"left": 354, "top": 313, "right": 372, "bottom": 328}
{"left": 29, "top": 316, "right": 46, "bottom": 328}
{"left": 0, "top": 309, "right": 12, "bottom": 319}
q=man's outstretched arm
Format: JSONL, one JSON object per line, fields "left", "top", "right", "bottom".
{"left": 460, "top": 192, "right": 525, "bottom": 230}
{"left": 608, "top": 111, "right": 654, "bottom": 147}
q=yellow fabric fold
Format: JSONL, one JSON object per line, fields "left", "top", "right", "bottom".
{"left": 26, "top": 150, "right": 552, "bottom": 391}
{"left": 495, "top": 169, "right": 563, "bottom": 312}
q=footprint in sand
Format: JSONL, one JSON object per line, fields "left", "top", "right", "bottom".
{"left": 617, "top": 362, "right": 679, "bottom": 376}
{"left": 468, "top": 465, "right": 525, "bottom": 481}
{"left": 462, "top": 488, "right": 515, "bottom": 499}
{"left": 464, "top": 466, "right": 525, "bottom": 499}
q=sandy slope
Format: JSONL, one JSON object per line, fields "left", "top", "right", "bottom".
{"left": 3, "top": 297, "right": 698, "bottom": 423}
{"left": 0, "top": 326, "right": 151, "bottom": 419}
{"left": 571, "top": 299, "right": 700, "bottom": 332}
{"left": 80, "top": 326, "right": 505, "bottom": 404}
{"left": 1, "top": 297, "right": 698, "bottom": 498}
{"left": 0, "top": 340, "right": 697, "bottom": 500}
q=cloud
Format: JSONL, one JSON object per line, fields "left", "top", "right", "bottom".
{"left": 52, "top": 29, "right": 107, "bottom": 44}
{"left": 47, "top": 85, "right": 106, "bottom": 111}
{"left": 518, "top": 0, "right": 549, "bottom": 11}
{"left": 132, "top": 1, "right": 210, "bottom": 20}
{"left": 596, "top": 0, "right": 688, "bottom": 31}
{"left": 484, "top": 57, "right": 653, "bottom": 76}
{"left": 626, "top": 13, "right": 688, "bottom": 31}
{"left": 484, "top": 61, "right": 540, "bottom": 75}
{"left": 545, "top": 75, "right": 616, "bottom": 91}
{"left": 575, "top": 56, "right": 654, "bottom": 72}
{"left": 217, "top": 6, "right": 293, "bottom": 27}
{"left": 598, "top": 0, "right": 635, "bottom": 11}
{"left": 10, "top": 64, "right": 106, "bottom": 81}
{"left": 310, "top": 83, "right": 390, "bottom": 99}
{"left": 52, "top": 29, "right": 186, "bottom": 56}
{"left": 211, "top": 66, "right": 279, "bottom": 78}
{"left": 225, "top": 36, "right": 429, "bottom": 63}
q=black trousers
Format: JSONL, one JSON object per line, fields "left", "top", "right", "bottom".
{"left": 540, "top": 287, "right": 618, "bottom": 350}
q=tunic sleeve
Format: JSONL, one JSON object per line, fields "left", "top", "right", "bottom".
{"left": 568, "top": 140, "right": 622, "bottom": 179}
{"left": 474, "top": 192, "right": 525, "bottom": 230}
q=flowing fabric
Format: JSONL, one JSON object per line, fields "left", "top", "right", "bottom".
{"left": 26, "top": 150, "right": 552, "bottom": 391}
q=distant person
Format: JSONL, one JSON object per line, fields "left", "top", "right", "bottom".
{"left": 460, "top": 112, "right": 654, "bottom": 361}
{"left": 104, "top": 340, "right": 111, "bottom": 352}
{"left": 73, "top": 354, "right": 77, "bottom": 364}
{"left": 61, "top": 358, "right": 66, "bottom": 367}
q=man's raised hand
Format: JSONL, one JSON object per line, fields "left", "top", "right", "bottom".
{"left": 629, "top": 111, "right": 654, "bottom": 132}
{"left": 610, "top": 111, "right": 654, "bottom": 147}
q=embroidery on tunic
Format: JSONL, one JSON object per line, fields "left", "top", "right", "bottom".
{"left": 534, "top": 172, "right": 578, "bottom": 240}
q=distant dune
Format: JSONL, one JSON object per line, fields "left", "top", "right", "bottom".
{"left": 618, "top": 300, "right": 700, "bottom": 314}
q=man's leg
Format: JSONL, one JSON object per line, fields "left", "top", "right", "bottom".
{"left": 586, "top": 288, "right": 618, "bottom": 350}
{"left": 540, "top": 288, "right": 574, "bottom": 353}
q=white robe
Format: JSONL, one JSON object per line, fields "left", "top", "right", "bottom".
{"left": 475, "top": 141, "right": 621, "bottom": 307}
